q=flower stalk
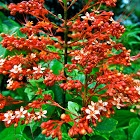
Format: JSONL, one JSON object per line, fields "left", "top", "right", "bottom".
{"left": 63, "top": 0, "right": 68, "bottom": 109}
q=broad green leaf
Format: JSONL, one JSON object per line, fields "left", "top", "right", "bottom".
{"left": 61, "top": 133, "right": 73, "bottom": 140}
{"left": 23, "top": 124, "right": 41, "bottom": 140}
{"left": 68, "top": 101, "right": 79, "bottom": 116}
{"left": 90, "top": 135, "right": 106, "bottom": 140}
{"left": 2, "top": 90, "right": 13, "bottom": 97}
{"left": 0, "top": 12, "right": 20, "bottom": 28}
{"left": 26, "top": 121, "right": 41, "bottom": 133}
{"left": 66, "top": 101, "right": 80, "bottom": 126}
{"left": 0, "top": 43, "right": 6, "bottom": 56}
{"left": 61, "top": 125, "right": 73, "bottom": 140}
{"left": 49, "top": 84, "right": 63, "bottom": 103}
{"left": 0, "top": 2, "right": 8, "bottom": 10}
{"left": 73, "top": 72, "right": 85, "bottom": 84}
{"left": 2, "top": 24, "right": 9, "bottom": 33}
{"left": 29, "top": 78, "right": 44, "bottom": 86}
{"left": 128, "top": 118, "right": 140, "bottom": 140}
{"left": 9, "top": 26, "right": 20, "bottom": 35}
{"left": 50, "top": 60, "right": 63, "bottom": 75}
{"left": 24, "top": 87, "right": 35, "bottom": 101}
{"left": 110, "top": 129, "right": 127, "bottom": 140}
{"left": 0, "top": 124, "right": 30, "bottom": 140}
{"left": 128, "top": 122, "right": 139, "bottom": 140}
{"left": 35, "top": 133, "right": 46, "bottom": 140}
{"left": 45, "top": 105, "right": 56, "bottom": 116}
{"left": 132, "top": 124, "right": 140, "bottom": 140}
{"left": 95, "top": 118, "right": 118, "bottom": 134}
{"left": 16, "top": 87, "right": 28, "bottom": 100}
{"left": 113, "top": 110, "right": 137, "bottom": 127}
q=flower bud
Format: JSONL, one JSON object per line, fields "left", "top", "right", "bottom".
{"left": 42, "top": 129, "right": 48, "bottom": 135}
{"left": 68, "top": 129, "right": 74, "bottom": 138}
{"left": 14, "top": 123, "right": 18, "bottom": 127}
{"left": 25, "top": 120, "right": 29, "bottom": 125}
{"left": 60, "top": 113, "right": 66, "bottom": 120}
{"left": 86, "top": 127, "right": 93, "bottom": 134}
{"left": 41, "top": 122, "right": 47, "bottom": 129}
{"left": 79, "top": 128, "right": 86, "bottom": 135}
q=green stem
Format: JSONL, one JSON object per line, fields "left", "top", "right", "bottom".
{"left": 82, "top": 74, "right": 87, "bottom": 106}
{"left": 63, "top": 1, "right": 68, "bottom": 109}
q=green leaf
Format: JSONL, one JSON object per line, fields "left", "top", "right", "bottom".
{"left": 26, "top": 121, "right": 41, "bottom": 133}
{"left": 49, "top": 84, "right": 63, "bottom": 104}
{"left": 66, "top": 101, "right": 80, "bottom": 126}
{"left": 42, "top": 90, "right": 55, "bottom": 100}
{"left": 2, "top": 24, "right": 9, "bottom": 33}
{"left": 90, "top": 135, "right": 106, "bottom": 140}
{"left": 95, "top": 118, "right": 118, "bottom": 134}
{"left": 132, "top": 124, "right": 140, "bottom": 140}
{"left": 0, "top": 43, "right": 6, "bottom": 56}
{"left": 73, "top": 71, "right": 85, "bottom": 84}
{"left": 24, "top": 87, "right": 35, "bottom": 101}
{"left": 49, "top": 37, "right": 59, "bottom": 42}
{"left": 128, "top": 118, "right": 140, "bottom": 140}
{"left": 113, "top": 110, "right": 137, "bottom": 127}
{"left": 110, "top": 129, "right": 127, "bottom": 140}
{"left": 0, "top": 124, "right": 30, "bottom": 140}
{"left": 68, "top": 101, "right": 79, "bottom": 116}
{"left": 62, "top": 0, "right": 67, "bottom": 4}
{"left": 45, "top": 105, "right": 56, "bottom": 117}
{"left": 0, "top": 2, "right": 8, "bottom": 10}
{"left": 29, "top": 78, "right": 44, "bottom": 86}
{"left": 58, "top": 14, "right": 62, "bottom": 19}
{"left": 35, "top": 134, "right": 45, "bottom": 140}
{"left": 50, "top": 60, "right": 63, "bottom": 75}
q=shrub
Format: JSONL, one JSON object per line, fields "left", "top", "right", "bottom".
{"left": 0, "top": 0, "right": 140, "bottom": 139}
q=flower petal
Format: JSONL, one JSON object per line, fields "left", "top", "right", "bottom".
{"left": 86, "top": 115, "right": 91, "bottom": 119}
{"left": 43, "top": 110, "right": 47, "bottom": 114}
{"left": 85, "top": 109, "right": 90, "bottom": 114}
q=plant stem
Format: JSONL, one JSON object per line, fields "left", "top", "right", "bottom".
{"left": 82, "top": 74, "right": 87, "bottom": 106}
{"left": 63, "top": 1, "right": 68, "bottom": 110}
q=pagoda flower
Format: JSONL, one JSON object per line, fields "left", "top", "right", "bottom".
{"left": 109, "top": 17, "right": 115, "bottom": 22}
{"left": 30, "top": 53, "right": 36, "bottom": 59}
{"left": 112, "top": 97, "right": 122, "bottom": 109}
{"left": 85, "top": 101, "right": 100, "bottom": 120}
{"left": 35, "top": 108, "right": 47, "bottom": 119}
{"left": 0, "top": 59, "right": 5, "bottom": 66}
{"left": 81, "top": 12, "right": 95, "bottom": 21}
{"left": 92, "top": 10, "right": 100, "bottom": 13}
{"left": 2, "top": 110, "right": 15, "bottom": 124}
{"left": 135, "top": 86, "right": 140, "bottom": 95}
{"left": 10, "top": 63, "right": 22, "bottom": 73}
{"left": 96, "top": 99, "right": 108, "bottom": 111}
{"left": 26, "top": 113, "right": 35, "bottom": 123}
{"left": 118, "top": 93, "right": 130, "bottom": 103}
{"left": 7, "top": 78, "right": 14, "bottom": 88}
{"left": 75, "top": 49, "right": 90, "bottom": 61}
{"left": 136, "top": 71, "right": 140, "bottom": 75}
{"left": 33, "top": 63, "right": 45, "bottom": 74}
{"left": 75, "top": 55, "right": 82, "bottom": 61}
{"left": 80, "top": 48, "right": 90, "bottom": 56}
{"left": 134, "top": 79, "right": 140, "bottom": 95}
{"left": 15, "top": 106, "right": 27, "bottom": 118}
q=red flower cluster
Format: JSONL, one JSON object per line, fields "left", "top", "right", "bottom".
{"left": 0, "top": 0, "right": 139, "bottom": 139}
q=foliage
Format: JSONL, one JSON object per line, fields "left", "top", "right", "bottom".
{"left": 0, "top": 0, "right": 140, "bottom": 140}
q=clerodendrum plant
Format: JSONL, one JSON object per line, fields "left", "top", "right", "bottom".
{"left": 0, "top": 0, "right": 140, "bottom": 139}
